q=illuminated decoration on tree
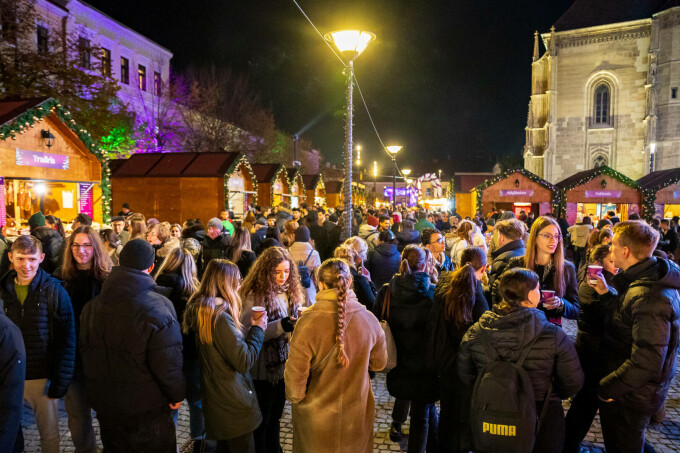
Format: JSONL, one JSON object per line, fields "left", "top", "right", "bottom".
{"left": 475, "top": 168, "right": 558, "bottom": 215}
{"left": 555, "top": 165, "right": 640, "bottom": 218}
{"left": 100, "top": 126, "right": 136, "bottom": 159}
{"left": 224, "top": 154, "right": 258, "bottom": 209}
{"left": 0, "top": 98, "right": 112, "bottom": 222}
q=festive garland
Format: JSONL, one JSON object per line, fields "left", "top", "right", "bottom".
{"left": 223, "top": 154, "right": 258, "bottom": 212}
{"left": 0, "top": 98, "right": 112, "bottom": 222}
{"left": 288, "top": 169, "right": 305, "bottom": 203}
{"left": 269, "top": 164, "right": 291, "bottom": 206}
{"left": 474, "top": 168, "right": 558, "bottom": 215}
{"left": 556, "top": 166, "right": 640, "bottom": 218}
{"left": 638, "top": 172, "right": 680, "bottom": 221}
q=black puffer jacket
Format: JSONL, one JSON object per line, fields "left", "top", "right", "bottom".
{"left": 366, "top": 242, "right": 401, "bottom": 288}
{"left": 575, "top": 269, "right": 617, "bottom": 359}
{"left": 225, "top": 247, "right": 257, "bottom": 279}
{"left": 376, "top": 272, "right": 439, "bottom": 402}
{"left": 599, "top": 258, "right": 680, "bottom": 414}
{"left": 507, "top": 256, "right": 579, "bottom": 325}
{"left": 80, "top": 266, "right": 185, "bottom": 415}
{"left": 488, "top": 239, "right": 525, "bottom": 306}
{"left": 350, "top": 266, "right": 377, "bottom": 311}
{"left": 155, "top": 272, "right": 198, "bottom": 361}
{"left": 396, "top": 229, "right": 421, "bottom": 252}
{"left": 202, "top": 232, "right": 231, "bottom": 270}
{"left": 0, "top": 312, "right": 25, "bottom": 452}
{"left": 31, "top": 226, "right": 63, "bottom": 274}
{"left": 458, "top": 306, "right": 583, "bottom": 404}
{"left": 1, "top": 268, "right": 75, "bottom": 398}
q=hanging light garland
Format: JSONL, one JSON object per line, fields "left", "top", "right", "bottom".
{"left": 223, "top": 154, "right": 259, "bottom": 211}
{"left": 638, "top": 171, "right": 680, "bottom": 220}
{"left": 0, "top": 98, "right": 112, "bottom": 222}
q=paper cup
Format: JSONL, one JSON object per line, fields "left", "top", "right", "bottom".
{"left": 587, "top": 265, "right": 603, "bottom": 284}
{"left": 541, "top": 290, "right": 555, "bottom": 300}
{"left": 251, "top": 306, "right": 266, "bottom": 321}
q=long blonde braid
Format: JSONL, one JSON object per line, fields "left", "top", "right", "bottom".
{"left": 316, "top": 258, "right": 353, "bottom": 368}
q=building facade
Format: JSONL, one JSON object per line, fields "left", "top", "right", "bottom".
{"left": 524, "top": 1, "right": 680, "bottom": 183}
{"left": 31, "top": 0, "right": 172, "bottom": 120}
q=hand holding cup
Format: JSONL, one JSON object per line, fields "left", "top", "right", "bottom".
{"left": 251, "top": 307, "right": 268, "bottom": 330}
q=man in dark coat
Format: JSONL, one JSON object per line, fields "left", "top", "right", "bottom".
{"left": 589, "top": 221, "right": 680, "bottom": 453}
{"left": 658, "top": 219, "right": 679, "bottom": 256}
{"left": 321, "top": 211, "right": 341, "bottom": 256}
{"left": 396, "top": 219, "right": 421, "bottom": 252}
{"left": 202, "top": 217, "right": 231, "bottom": 273}
{"left": 488, "top": 219, "right": 526, "bottom": 306}
{"left": 308, "top": 211, "right": 329, "bottom": 261}
{"left": 1, "top": 235, "right": 75, "bottom": 453}
{"left": 80, "top": 239, "right": 185, "bottom": 452}
{"left": 27, "top": 212, "right": 63, "bottom": 274}
{"left": 366, "top": 230, "right": 401, "bottom": 288}
{"left": 0, "top": 310, "right": 26, "bottom": 453}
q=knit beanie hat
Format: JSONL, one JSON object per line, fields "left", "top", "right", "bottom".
{"left": 256, "top": 217, "right": 267, "bottom": 226}
{"left": 207, "top": 217, "right": 223, "bottom": 230}
{"left": 367, "top": 215, "right": 379, "bottom": 227}
{"left": 28, "top": 212, "right": 46, "bottom": 229}
{"left": 119, "top": 239, "right": 155, "bottom": 270}
{"left": 294, "top": 226, "right": 311, "bottom": 243}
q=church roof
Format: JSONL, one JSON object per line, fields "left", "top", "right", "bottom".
{"left": 553, "top": 0, "right": 680, "bottom": 32}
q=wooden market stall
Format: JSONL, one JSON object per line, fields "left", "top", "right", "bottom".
{"left": 0, "top": 98, "right": 108, "bottom": 230}
{"left": 302, "top": 174, "right": 326, "bottom": 206}
{"left": 110, "top": 152, "right": 256, "bottom": 224}
{"left": 337, "top": 181, "right": 367, "bottom": 206}
{"left": 637, "top": 168, "right": 680, "bottom": 219}
{"left": 287, "top": 168, "right": 306, "bottom": 208}
{"left": 556, "top": 166, "right": 642, "bottom": 224}
{"left": 251, "top": 163, "right": 290, "bottom": 207}
{"left": 472, "top": 169, "right": 555, "bottom": 218}
{"left": 324, "top": 180, "right": 343, "bottom": 208}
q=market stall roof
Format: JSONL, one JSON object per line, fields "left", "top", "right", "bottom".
{"left": 110, "top": 152, "right": 245, "bottom": 178}
{"left": 325, "top": 180, "right": 343, "bottom": 193}
{"left": 251, "top": 163, "right": 285, "bottom": 183}
{"left": 454, "top": 173, "right": 495, "bottom": 193}
{"left": 475, "top": 168, "right": 555, "bottom": 193}
{"left": 287, "top": 168, "right": 301, "bottom": 182}
{"left": 555, "top": 166, "right": 638, "bottom": 190}
{"left": 0, "top": 97, "right": 49, "bottom": 125}
{"left": 637, "top": 168, "right": 680, "bottom": 191}
{"left": 302, "top": 174, "right": 323, "bottom": 189}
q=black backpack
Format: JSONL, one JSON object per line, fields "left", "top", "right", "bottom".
{"left": 298, "top": 249, "right": 314, "bottom": 289}
{"left": 470, "top": 326, "right": 552, "bottom": 453}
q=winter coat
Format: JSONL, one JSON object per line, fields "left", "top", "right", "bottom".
{"left": 658, "top": 227, "right": 679, "bottom": 255}
{"left": 575, "top": 269, "right": 616, "bottom": 363}
{"left": 488, "top": 239, "right": 526, "bottom": 306}
{"left": 201, "top": 232, "right": 231, "bottom": 270}
{"left": 0, "top": 313, "right": 25, "bottom": 453}
{"left": 568, "top": 223, "right": 593, "bottom": 248}
{"left": 250, "top": 228, "right": 267, "bottom": 254}
{"left": 225, "top": 247, "right": 257, "bottom": 279}
{"left": 182, "top": 224, "right": 207, "bottom": 244}
{"left": 80, "top": 266, "right": 185, "bottom": 415}
{"left": 153, "top": 237, "right": 180, "bottom": 274}
{"left": 458, "top": 306, "right": 584, "bottom": 406}
{"left": 1, "top": 268, "right": 75, "bottom": 398}
{"left": 507, "top": 256, "right": 580, "bottom": 325}
{"left": 375, "top": 272, "right": 439, "bottom": 402}
{"left": 309, "top": 224, "right": 329, "bottom": 260}
{"left": 396, "top": 229, "right": 421, "bottom": 252}
{"left": 358, "top": 223, "right": 376, "bottom": 241}
{"left": 288, "top": 242, "right": 322, "bottom": 306}
{"left": 434, "top": 253, "right": 454, "bottom": 274}
{"left": 449, "top": 236, "right": 471, "bottom": 268}
{"left": 414, "top": 219, "right": 435, "bottom": 232}
{"left": 366, "top": 243, "right": 401, "bottom": 288}
{"left": 350, "top": 266, "right": 377, "bottom": 311}
{"left": 155, "top": 272, "right": 197, "bottom": 361}
{"left": 599, "top": 257, "right": 680, "bottom": 414}
{"left": 285, "top": 289, "right": 387, "bottom": 453}
{"left": 322, "top": 220, "right": 341, "bottom": 256}
{"left": 31, "top": 226, "right": 63, "bottom": 274}
{"left": 188, "top": 302, "right": 264, "bottom": 440}
{"left": 0, "top": 234, "right": 10, "bottom": 277}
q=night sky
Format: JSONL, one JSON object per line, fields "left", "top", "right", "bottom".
{"left": 87, "top": 0, "right": 574, "bottom": 175}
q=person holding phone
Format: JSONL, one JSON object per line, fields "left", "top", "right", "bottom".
{"left": 507, "top": 216, "right": 579, "bottom": 326}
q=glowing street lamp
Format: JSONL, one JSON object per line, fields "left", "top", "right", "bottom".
{"left": 325, "top": 30, "right": 375, "bottom": 240}
{"left": 386, "top": 145, "right": 402, "bottom": 209}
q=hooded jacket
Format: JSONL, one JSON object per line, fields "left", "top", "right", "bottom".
{"left": 1, "top": 268, "right": 75, "bottom": 398}
{"left": 458, "top": 306, "right": 583, "bottom": 404}
{"left": 80, "top": 266, "right": 185, "bottom": 415}
{"left": 366, "top": 242, "right": 401, "bottom": 288}
{"left": 0, "top": 313, "right": 25, "bottom": 452}
{"left": 599, "top": 257, "right": 680, "bottom": 414}
{"left": 488, "top": 239, "right": 526, "bottom": 306}
{"left": 396, "top": 229, "right": 421, "bottom": 252}
{"left": 30, "top": 226, "right": 63, "bottom": 274}
{"left": 376, "top": 272, "right": 439, "bottom": 402}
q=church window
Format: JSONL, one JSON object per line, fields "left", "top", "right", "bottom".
{"left": 594, "top": 84, "right": 610, "bottom": 125}
{"left": 672, "top": 87, "right": 678, "bottom": 100}
{"left": 593, "top": 154, "right": 608, "bottom": 168}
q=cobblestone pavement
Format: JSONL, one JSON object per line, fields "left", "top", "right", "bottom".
{"left": 21, "top": 320, "right": 680, "bottom": 452}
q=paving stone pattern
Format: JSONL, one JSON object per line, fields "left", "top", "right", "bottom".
{"left": 21, "top": 320, "right": 680, "bottom": 452}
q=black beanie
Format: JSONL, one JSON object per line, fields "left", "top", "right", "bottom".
{"left": 294, "top": 226, "right": 310, "bottom": 243}
{"left": 119, "top": 239, "right": 155, "bottom": 270}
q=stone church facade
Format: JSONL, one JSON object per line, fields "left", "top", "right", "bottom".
{"left": 524, "top": 1, "right": 680, "bottom": 183}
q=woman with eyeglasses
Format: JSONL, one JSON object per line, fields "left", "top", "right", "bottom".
{"left": 54, "top": 226, "right": 112, "bottom": 453}
{"left": 507, "top": 216, "right": 579, "bottom": 326}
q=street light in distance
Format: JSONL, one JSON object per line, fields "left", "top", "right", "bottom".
{"left": 385, "top": 145, "right": 402, "bottom": 210}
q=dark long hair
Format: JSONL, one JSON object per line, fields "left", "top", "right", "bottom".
{"left": 444, "top": 246, "right": 486, "bottom": 328}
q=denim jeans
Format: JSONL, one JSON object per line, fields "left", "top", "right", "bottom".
{"left": 408, "top": 401, "right": 438, "bottom": 453}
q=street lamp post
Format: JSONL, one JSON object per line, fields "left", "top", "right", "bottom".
{"left": 325, "top": 30, "right": 375, "bottom": 240}
{"left": 386, "top": 145, "right": 402, "bottom": 210}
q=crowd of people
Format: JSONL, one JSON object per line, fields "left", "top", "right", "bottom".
{"left": 0, "top": 201, "right": 678, "bottom": 453}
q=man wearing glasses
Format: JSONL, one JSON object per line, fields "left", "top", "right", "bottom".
{"left": 422, "top": 228, "right": 453, "bottom": 274}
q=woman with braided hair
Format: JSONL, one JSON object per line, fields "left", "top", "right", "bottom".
{"left": 239, "top": 246, "right": 305, "bottom": 453}
{"left": 284, "top": 259, "right": 387, "bottom": 453}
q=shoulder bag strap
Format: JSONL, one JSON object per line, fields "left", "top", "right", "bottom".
{"left": 304, "top": 249, "right": 314, "bottom": 265}
{"left": 380, "top": 286, "right": 391, "bottom": 321}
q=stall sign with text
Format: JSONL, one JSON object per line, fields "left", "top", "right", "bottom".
{"left": 0, "top": 177, "right": 5, "bottom": 227}
{"left": 16, "top": 149, "right": 69, "bottom": 170}
{"left": 499, "top": 189, "right": 534, "bottom": 197}
{"left": 78, "top": 183, "right": 94, "bottom": 217}
{"left": 584, "top": 190, "right": 622, "bottom": 198}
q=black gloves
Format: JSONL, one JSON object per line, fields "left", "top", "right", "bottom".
{"left": 280, "top": 316, "right": 296, "bottom": 332}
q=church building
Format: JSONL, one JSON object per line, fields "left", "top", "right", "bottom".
{"left": 524, "top": 0, "right": 680, "bottom": 183}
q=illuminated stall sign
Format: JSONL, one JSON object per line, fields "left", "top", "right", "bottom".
{"left": 16, "top": 149, "right": 69, "bottom": 170}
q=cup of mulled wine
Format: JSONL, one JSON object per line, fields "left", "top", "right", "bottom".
{"left": 587, "top": 265, "right": 603, "bottom": 284}
{"left": 541, "top": 290, "right": 555, "bottom": 301}
{"left": 252, "top": 306, "right": 266, "bottom": 321}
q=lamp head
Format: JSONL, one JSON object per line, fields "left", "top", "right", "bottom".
{"left": 386, "top": 145, "right": 402, "bottom": 155}
{"left": 41, "top": 129, "right": 55, "bottom": 148}
{"left": 324, "top": 30, "right": 375, "bottom": 60}
{"left": 403, "top": 169, "right": 412, "bottom": 176}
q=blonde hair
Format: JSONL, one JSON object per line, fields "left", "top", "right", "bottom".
{"left": 229, "top": 227, "right": 252, "bottom": 263}
{"left": 282, "top": 219, "right": 298, "bottom": 247}
{"left": 525, "top": 216, "right": 566, "bottom": 297}
{"left": 128, "top": 218, "right": 147, "bottom": 241}
{"left": 344, "top": 236, "right": 369, "bottom": 261}
{"left": 315, "top": 258, "right": 353, "bottom": 368}
{"left": 183, "top": 259, "right": 242, "bottom": 345}
{"left": 155, "top": 247, "right": 199, "bottom": 298}
{"left": 399, "top": 244, "right": 426, "bottom": 275}
{"left": 334, "top": 244, "right": 358, "bottom": 269}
